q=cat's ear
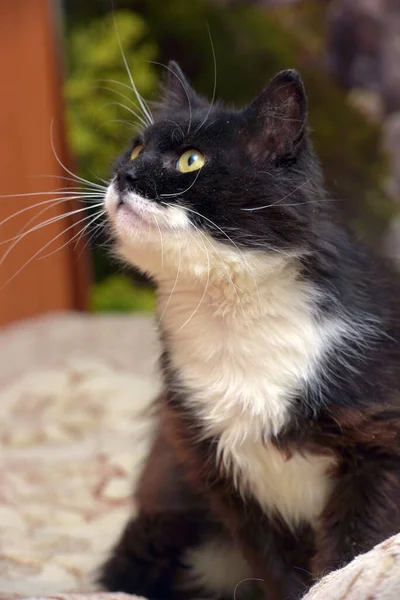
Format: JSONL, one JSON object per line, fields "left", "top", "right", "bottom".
{"left": 246, "top": 69, "right": 307, "bottom": 160}
{"left": 163, "top": 61, "right": 202, "bottom": 109}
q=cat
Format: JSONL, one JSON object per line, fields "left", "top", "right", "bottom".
{"left": 99, "top": 62, "right": 400, "bottom": 600}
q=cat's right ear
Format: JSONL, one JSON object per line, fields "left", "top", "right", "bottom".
{"left": 245, "top": 69, "right": 307, "bottom": 161}
{"left": 162, "top": 61, "right": 202, "bottom": 109}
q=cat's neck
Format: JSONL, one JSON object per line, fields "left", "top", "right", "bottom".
{"left": 156, "top": 255, "right": 317, "bottom": 331}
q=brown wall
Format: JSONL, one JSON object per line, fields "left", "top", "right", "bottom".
{"left": 0, "top": 0, "right": 90, "bottom": 327}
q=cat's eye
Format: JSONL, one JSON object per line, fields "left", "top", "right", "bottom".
{"left": 130, "top": 144, "right": 144, "bottom": 160}
{"left": 176, "top": 149, "right": 205, "bottom": 173}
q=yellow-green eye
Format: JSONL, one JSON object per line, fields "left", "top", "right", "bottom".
{"left": 130, "top": 144, "right": 144, "bottom": 160}
{"left": 176, "top": 149, "right": 205, "bottom": 173}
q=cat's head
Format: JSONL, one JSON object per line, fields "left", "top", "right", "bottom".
{"left": 105, "top": 62, "right": 323, "bottom": 283}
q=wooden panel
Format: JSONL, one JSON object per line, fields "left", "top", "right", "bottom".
{"left": 0, "top": 0, "right": 91, "bottom": 326}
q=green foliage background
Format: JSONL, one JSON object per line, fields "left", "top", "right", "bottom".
{"left": 66, "top": 11, "right": 157, "bottom": 183}
{"left": 64, "top": 0, "right": 396, "bottom": 312}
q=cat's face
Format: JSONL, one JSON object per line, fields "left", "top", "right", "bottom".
{"left": 105, "top": 63, "right": 320, "bottom": 282}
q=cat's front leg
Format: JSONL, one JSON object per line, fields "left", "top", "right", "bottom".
{"left": 99, "top": 510, "right": 208, "bottom": 600}
{"left": 312, "top": 458, "right": 400, "bottom": 577}
{"left": 99, "top": 423, "right": 216, "bottom": 600}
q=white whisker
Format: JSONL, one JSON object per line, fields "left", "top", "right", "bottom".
{"left": 99, "top": 78, "right": 137, "bottom": 91}
{"left": 112, "top": 11, "right": 153, "bottom": 125}
{"left": 195, "top": 23, "right": 217, "bottom": 133}
{"left": 35, "top": 173, "right": 107, "bottom": 191}
{"left": 242, "top": 179, "right": 310, "bottom": 211}
{"left": 0, "top": 210, "right": 103, "bottom": 290}
{"left": 150, "top": 61, "right": 193, "bottom": 134}
{"left": 234, "top": 578, "right": 264, "bottom": 600}
{"left": 76, "top": 216, "right": 106, "bottom": 257}
{"left": 0, "top": 200, "right": 103, "bottom": 245}
{"left": 164, "top": 119, "right": 185, "bottom": 141}
{"left": 0, "top": 195, "right": 101, "bottom": 244}
{"left": 101, "top": 101, "right": 148, "bottom": 128}
{"left": 0, "top": 190, "right": 102, "bottom": 200}
{"left": 39, "top": 210, "right": 105, "bottom": 260}
{"left": 99, "top": 119, "right": 136, "bottom": 130}
{"left": 159, "top": 169, "right": 202, "bottom": 197}
{"left": 49, "top": 121, "right": 109, "bottom": 191}
{"left": 157, "top": 226, "right": 182, "bottom": 327}
{"left": 176, "top": 235, "right": 210, "bottom": 334}
{"left": 152, "top": 214, "right": 164, "bottom": 270}
{"left": 97, "top": 84, "right": 147, "bottom": 113}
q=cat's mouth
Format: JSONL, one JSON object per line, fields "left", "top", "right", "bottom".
{"left": 117, "top": 199, "right": 167, "bottom": 231}
{"left": 105, "top": 184, "right": 189, "bottom": 234}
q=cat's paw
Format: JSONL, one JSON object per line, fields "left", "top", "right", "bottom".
{"left": 99, "top": 551, "right": 177, "bottom": 600}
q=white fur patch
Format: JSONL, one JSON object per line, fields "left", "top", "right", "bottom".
{"left": 229, "top": 443, "right": 336, "bottom": 527}
{"left": 105, "top": 184, "right": 356, "bottom": 528}
{"left": 183, "top": 537, "right": 250, "bottom": 597}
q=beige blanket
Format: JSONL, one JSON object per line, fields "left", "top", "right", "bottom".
{"left": 0, "top": 314, "right": 159, "bottom": 597}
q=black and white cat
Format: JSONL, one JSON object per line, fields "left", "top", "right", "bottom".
{"left": 100, "top": 63, "right": 400, "bottom": 600}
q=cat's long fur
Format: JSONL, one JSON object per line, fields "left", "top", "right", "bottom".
{"left": 99, "top": 64, "right": 400, "bottom": 600}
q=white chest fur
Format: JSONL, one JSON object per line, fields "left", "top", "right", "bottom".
{"left": 159, "top": 264, "right": 339, "bottom": 529}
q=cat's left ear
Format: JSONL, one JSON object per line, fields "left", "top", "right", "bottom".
{"left": 162, "top": 61, "right": 203, "bottom": 109}
{"left": 245, "top": 69, "right": 307, "bottom": 160}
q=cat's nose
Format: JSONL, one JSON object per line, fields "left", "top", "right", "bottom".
{"left": 117, "top": 168, "right": 138, "bottom": 192}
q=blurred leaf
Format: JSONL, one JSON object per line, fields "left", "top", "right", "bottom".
{"left": 91, "top": 275, "right": 156, "bottom": 312}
